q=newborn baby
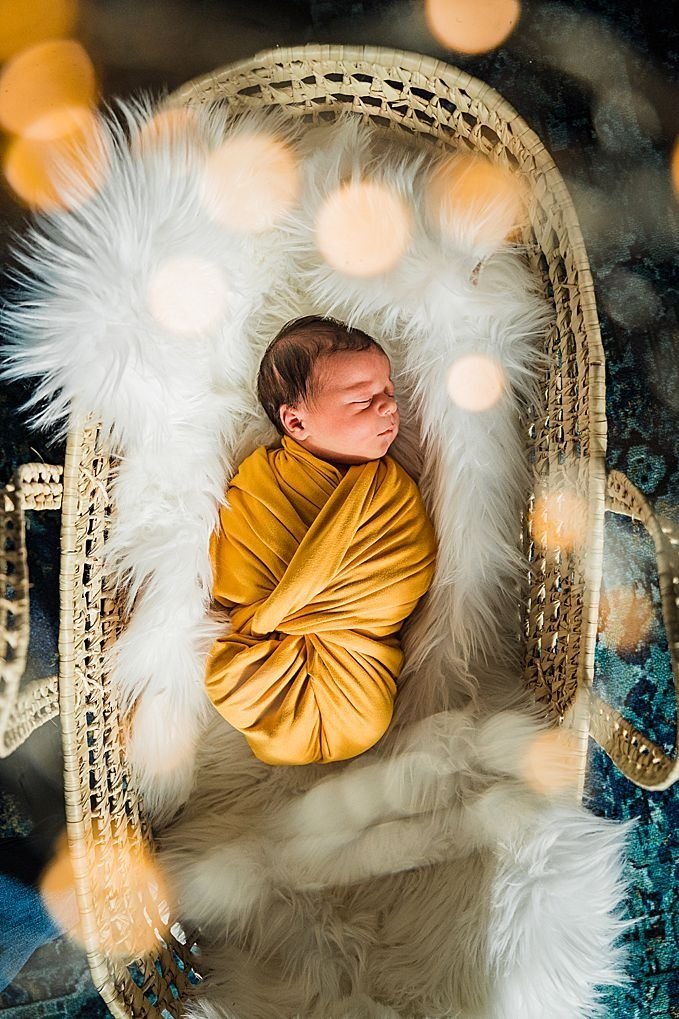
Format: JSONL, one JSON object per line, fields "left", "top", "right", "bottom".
{"left": 205, "top": 316, "right": 438, "bottom": 766}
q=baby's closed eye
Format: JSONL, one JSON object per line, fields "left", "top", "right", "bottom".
{"left": 353, "top": 391, "right": 397, "bottom": 406}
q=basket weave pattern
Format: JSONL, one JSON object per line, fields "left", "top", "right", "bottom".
{"left": 59, "top": 425, "right": 201, "bottom": 1015}
{"left": 0, "top": 463, "right": 62, "bottom": 757}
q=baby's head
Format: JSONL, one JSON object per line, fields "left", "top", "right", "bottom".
{"left": 257, "top": 316, "right": 399, "bottom": 466}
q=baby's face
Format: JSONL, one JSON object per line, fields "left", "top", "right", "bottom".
{"left": 280, "top": 348, "right": 400, "bottom": 465}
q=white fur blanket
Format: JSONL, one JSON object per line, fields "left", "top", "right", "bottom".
{"left": 1, "top": 97, "right": 630, "bottom": 1018}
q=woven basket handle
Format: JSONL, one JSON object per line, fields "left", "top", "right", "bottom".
{"left": 0, "top": 463, "right": 63, "bottom": 758}
{"left": 589, "top": 469, "right": 679, "bottom": 790}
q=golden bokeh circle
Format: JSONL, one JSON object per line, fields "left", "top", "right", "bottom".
{"left": 4, "top": 106, "right": 106, "bottom": 212}
{"left": 446, "top": 353, "right": 505, "bottom": 411}
{"left": 316, "top": 179, "right": 411, "bottom": 277}
{"left": 202, "top": 133, "right": 300, "bottom": 232}
{"left": 425, "top": 0, "right": 521, "bottom": 54}
{"left": 0, "top": 0, "right": 78, "bottom": 62}
{"left": 0, "top": 38, "right": 96, "bottom": 138}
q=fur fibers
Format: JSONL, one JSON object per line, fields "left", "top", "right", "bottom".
{"left": 159, "top": 711, "right": 631, "bottom": 1019}
{"left": 1, "top": 97, "right": 629, "bottom": 1016}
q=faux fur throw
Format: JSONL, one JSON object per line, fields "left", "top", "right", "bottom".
{"left": 206, "top": 433, "right": 437, "bottom": 766}
{"left": 0, "top": 95, "right": 631, "bottom": 1017}
{"left": 159, "top": 709, "right": 631, "bottom": 1019}
{"left": 0, "top": 97, "right": 557, "bottom": 810}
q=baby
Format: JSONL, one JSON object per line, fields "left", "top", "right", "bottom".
{"left": 205, "top": 316, "right": 438, "bottom": 766}
{"left": 258, "top": 315, "right": 401, "bottom": 466}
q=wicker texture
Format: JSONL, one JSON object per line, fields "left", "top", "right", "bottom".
{"left": 0, "top": 462, "right": 62, "bottom": 757}
{"left": 57, "top": 423, "right": 199, "bottom": 1017}
{"left": 588, "top": 469, "right": 679, "bottom": 790}
{"left": 1, "top": 44, "right": 676, "bottom": 1017}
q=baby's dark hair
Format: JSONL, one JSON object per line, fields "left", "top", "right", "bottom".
{"left": 257, "top": 315, "right": 384, "bottom": 436}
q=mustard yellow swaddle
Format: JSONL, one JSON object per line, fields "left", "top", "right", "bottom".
{"left": 205, "top": 434, "right": 437, "bottom": 765}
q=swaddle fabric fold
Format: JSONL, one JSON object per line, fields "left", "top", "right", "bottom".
{"left": 206, "top": 435, "right": 437, "bottom": 764}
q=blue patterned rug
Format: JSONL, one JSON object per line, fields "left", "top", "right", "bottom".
{"left": 1, "top": 1, "right": 677, "bottom": 1015}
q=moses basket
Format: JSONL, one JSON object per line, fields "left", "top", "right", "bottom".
{"left": 1, "top": 43, "right": 678, "bottom": 1019}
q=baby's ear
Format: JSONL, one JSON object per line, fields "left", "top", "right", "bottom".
{"left": 279, "top": 403, "right": 303, "bottom": 435}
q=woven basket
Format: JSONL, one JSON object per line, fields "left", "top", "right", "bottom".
{"left": 1, "top": 44, "right": 678, "bottom": 1018}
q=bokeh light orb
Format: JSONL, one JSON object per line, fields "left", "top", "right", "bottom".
{"left": 428, "top": 152, "right": 527, "bottom": 247}
{"left": 20, "top": 102, "right": 95, "bottom": 144}
{"left": 316, "top": 179, "right": 411, "bottom": 277}
{"left": 40, "top": 828, "right": 171, "bottom": 959}
{"left": 4, "top": 106, "right": 106, "bottom": 212}
{"left": 147, "top": 254, "right": 230, "bottom": 335}
{"left": 601, "top": 266, "right": 661, "bottom": 330}
{"left": 599, "top": 584, "right": 655, "bottom": 654}
{"left": 520, "top": 728, "right": 582, "bottom": 795}
{"left": 134, "top": 106, "right": 206, "bottom": 156}
{"left": 533, "top": 489, "right": 588, "bottom": 552}
{"left": 0, "top": 0, "right": 77, "bottom": 62}
{"left": 425, "top": 0, "right": 521, "bottom": 55}
{"left": 0, "top": 38, "right": 96, "bottom": 138}
{"left": 39, "top": 831, "right": 81, "bottom": 941}
{"left": 446, "top": 353, "right": 505, "bottom": 411}
{"left": 202, "top": 132, "right": 299, "bottom": 232}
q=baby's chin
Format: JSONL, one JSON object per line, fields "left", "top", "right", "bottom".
{"left": 366, "top": 427, "right": 397, "bottom": 460}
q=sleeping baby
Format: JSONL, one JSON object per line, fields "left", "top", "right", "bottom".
{"left": 204, "top": 316, "right": 438, "bottom": 766}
